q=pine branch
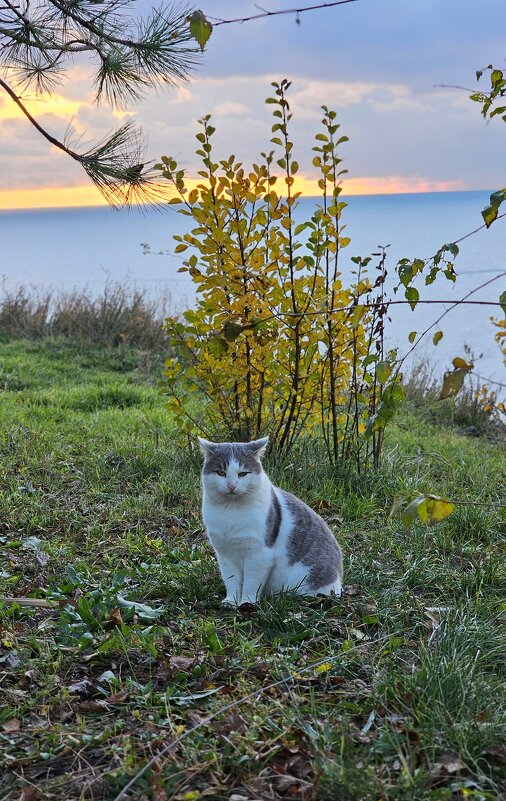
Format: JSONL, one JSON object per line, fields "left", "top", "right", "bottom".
{"left": 0, "top": 0, "right": 201, "bottom": 206}
{"left": 0, "top": 75, "right": 170, "bottom": 207}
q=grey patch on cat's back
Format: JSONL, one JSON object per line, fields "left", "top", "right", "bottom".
{"left": 202, "top": 442, "right": 262, "bottom": 474}
{"left": 282, "top": 490, "right": 342, "bottom": 590}
{"left": 265, "top": 488, "right": 282, "bottom": 547}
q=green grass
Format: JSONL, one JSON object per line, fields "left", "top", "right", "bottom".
{"left": 0, "top": 339, "right": 505, "bottom": 801}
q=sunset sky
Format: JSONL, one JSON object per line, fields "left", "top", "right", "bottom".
{"left": 0, "top": 0, "right": 505, "bottom": 209}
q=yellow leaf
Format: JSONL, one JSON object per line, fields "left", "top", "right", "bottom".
{"left": 315, "top": 662, "right": 333, "bottom": 675}
{"left": 428, "top": 498, "right": 455, "bottom": 523}
{"left": 452, "top": 356, "right": 473, "bottom": 369}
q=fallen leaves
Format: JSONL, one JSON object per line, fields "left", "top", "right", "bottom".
{"left": 2, "top": 717, "right": 21, "bottom": 732}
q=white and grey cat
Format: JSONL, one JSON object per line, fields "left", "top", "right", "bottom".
{"left": 198, "top": 436, "right": 343, "bottom": 606}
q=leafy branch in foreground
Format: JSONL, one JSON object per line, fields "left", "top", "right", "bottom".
{"left": 437, "top": 66, "right": 505, "bottom": 227}
{"left": 470, "top": 65, "right": 505, "bottom": 227}
{"left": 0, "top": 0, "right": 200, "bottom": 206}
{"left": 393, "top": 492, "right": 506, "bottom": 529}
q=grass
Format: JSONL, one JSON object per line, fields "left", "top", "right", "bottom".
{"left": 0, "top": 338, "right": 505, "bottom": 801}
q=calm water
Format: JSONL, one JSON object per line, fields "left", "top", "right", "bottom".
{"left": 1, "top": 191, "right": 505, "bottom": 384}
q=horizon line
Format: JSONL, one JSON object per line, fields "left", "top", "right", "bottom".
{"left": 0, "top": 180, "right": 493, "bottom": 212}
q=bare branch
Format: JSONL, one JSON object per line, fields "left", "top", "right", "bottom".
{"left": 207, "top": 0, "right": 359, "bottom": 26}
{"left": 434, "top": 83, "right": 476, "bottom": 93}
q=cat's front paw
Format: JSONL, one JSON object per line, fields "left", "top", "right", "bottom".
{"left": 238, "top": 595, "right": 258, "bottom": 606}
{"left": 221, "top": 596, "right": 238, "bottom": 607}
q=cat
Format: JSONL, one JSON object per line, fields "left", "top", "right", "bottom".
{"left": 198, "top": 436, "right": 343, "bottom": 606}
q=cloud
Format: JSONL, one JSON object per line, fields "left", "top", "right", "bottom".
{"left": 213, "top": 101, "right": 249, "bottom": 117}
{"left": 0, "top": 71, "right": 503, "bottom": 203}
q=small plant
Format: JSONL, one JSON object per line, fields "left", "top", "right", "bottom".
{"left": 50, "top": 564, "right": 164, "bottom": 649}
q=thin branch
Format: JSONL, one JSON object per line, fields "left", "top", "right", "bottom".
{"left": 46, "top": 0, "right": 154, "bottom": 51}
{"left": 434, "top": 83, "right": 477, "bottom": 93}
{"left": 208, "top": 0, "right": 358, "bottom": 26}
{"left": 0, "top": 75, "right": 171, "bottom": 207}
{"left": 452, "top": 213, "right": 506, "bottom": 247}
{"left": 397, "top": 270, "right": 506, "bottom": 368}
{"left": 247, "top": 297, "right": 506, "bottom": 328}
{"left": 471, "top": 371, "right": 506, "bottom": 389}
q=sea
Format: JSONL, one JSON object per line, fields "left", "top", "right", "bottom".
{"left": 1, "top": 190, "right": 505, "bottom": 387}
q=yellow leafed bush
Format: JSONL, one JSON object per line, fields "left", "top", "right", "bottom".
{"left": 156, "top": 81, "right": 403, "bottom": 465}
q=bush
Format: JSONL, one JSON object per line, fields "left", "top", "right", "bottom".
{"left": 157, "top": 80, "right": 404, "bottom": 467}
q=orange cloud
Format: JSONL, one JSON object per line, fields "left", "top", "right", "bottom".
{"left": 0, "top": 185, "right": 108, "bottom": 210}
{"left": 0, "top": 92, "right": 86, "bottom": 123}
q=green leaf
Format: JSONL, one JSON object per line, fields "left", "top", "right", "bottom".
{"left": 481, "top": 188, "right": 506, "bottom": 228}
{"left": 75, "top": 596, "right": 99, "bottom": 628}
{"left": 401, "top": 497, "right": 429, "bottom": 527}
{"left": 405, "top": 286, "right": 419, "bottom": 310}
{"left": 22, "top": 536, "right": 43, "bottom": 551}
{"left": 408, "top": 331, "right": 417, "bottom": 344}
{"left": 66, "top": 565, "right": 82, "bottom": 587}
{"left": 208, "top": 337, "right": 228, "bottom": 356}
{"left": 440, "top": 367, "right": 470, "bottom": 399}
{"left": 376, "top": 360, "right": 392, "bottom": 384}
{"left": 205, "top": 622, "right": 224, "bottom": 654}
{"left": 78, "top": 632, "right": 94, "bottom": 648}
{"left": 116, "top": 596, "right": 163, "bottom": 621}
{"left": 433, "top": 330, "right": 443, "bottom": 346}
{"left": 398, "top": 262, "right": 414, "bottom": 288}
{"left": 482, "top": 204, "right": 498, "bottom": 227}
{"left": 500, "top": 290, "right": 506, "bottom": 316}
{"left": 223, "top": 321, "right": 244, "bottom": 342}
{"left": 188, "top": 10, "right": 212, "bottom": 51}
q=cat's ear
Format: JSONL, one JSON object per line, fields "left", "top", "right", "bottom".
{"left": 197, "top": 437, "right": 214, "bottom": 457}
{"left": 248, "top": 436, "right": 269, "bottom": 457}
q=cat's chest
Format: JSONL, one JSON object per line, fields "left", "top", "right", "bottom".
{"left": 203, "top": 498, "right": 267, "bottom": 544}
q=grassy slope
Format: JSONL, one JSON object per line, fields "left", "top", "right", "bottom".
{"left": 0, "top": 340, "right": 504, "bottom": 801}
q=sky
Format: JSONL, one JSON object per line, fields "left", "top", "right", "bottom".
{"left": 0, "top": 0, "right": 505, "bottom": 209}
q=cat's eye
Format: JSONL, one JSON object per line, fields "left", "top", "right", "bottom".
{"left": 238, "top": 471, "right": 249, "bottom": 477}
{"left": 216, "top": 470, "right": 226, "bottom": 477}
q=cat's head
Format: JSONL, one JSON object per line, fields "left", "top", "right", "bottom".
{"left": 198, "top": 437, "right": 269, "bottom": 499}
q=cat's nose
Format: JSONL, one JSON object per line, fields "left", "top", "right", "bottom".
{"left": 227, "top": 481, "right": 238, "bottom": 492}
